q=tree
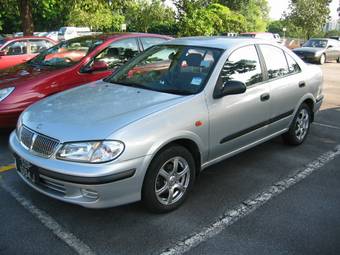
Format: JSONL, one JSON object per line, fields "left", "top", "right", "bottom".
{"left": 241, "top": 0, "right": 269, "bottom": 32}
{"left": 284, "top": 0, "right": 332, "bottom": 39}
{"left": 67, "top": 0, "right": 124, "bottom": 31}
{"left": 17, "top": 0, "right": 34, "bottom": 35}
{"left": 125, "top": 0, "right": 175, "bottom": 33}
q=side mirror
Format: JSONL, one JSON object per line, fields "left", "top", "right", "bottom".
{"left": 0, "top": 51, "right": 6, "bottom": 56}
{"left": 86, "top": 61, "right": 109, "bottom": 72}
{"left": 214, "top": 80, "right": 247, "bottom": 99}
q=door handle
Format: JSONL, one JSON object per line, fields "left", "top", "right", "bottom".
{"left": 260, "top": 93, "right": 270, "bottom": 102}
{"left": 299, "top": 81, "right": 306, "bottom": 88}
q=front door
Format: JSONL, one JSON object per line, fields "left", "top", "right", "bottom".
{"left": 208, "top": 45, "right": 271, "bottom": 161}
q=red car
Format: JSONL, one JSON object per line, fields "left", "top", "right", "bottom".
{"left": 0, "top": 36, "right": 57, "bottom": 70}
{"left": 0, "top": 33, "right": 172, "bottom": 128}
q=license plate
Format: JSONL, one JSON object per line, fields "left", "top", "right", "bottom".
{"left": 16, "top": 157, "right": 40, "bottom": 183}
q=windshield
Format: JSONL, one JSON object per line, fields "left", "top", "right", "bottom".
{"left": 303, "top": 39, "right": 328, "bottom": 48}
{"left": 29, "top": 37, "right": 104, "bottom": 67}
{"left": 106, "top": 45, "right": 222, "bottom": 95}
{"left": 0, "top": 39, "right": 4, "bottom": 48}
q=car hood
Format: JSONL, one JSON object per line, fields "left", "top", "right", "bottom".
{"left": 0, "top": 63, "right": 65, "bottom": 89}
{"left": 293, "top": 47, "right": 324, "bottom": 54}
{"left": 22, "top": 80, "right": 187, "bottom": 142}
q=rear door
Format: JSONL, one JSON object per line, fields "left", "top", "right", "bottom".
{"left": 0, "top": 39, "right": 29, "bottom": 69}
{"left": 208, "top": 45, "right": 271, "bottom": 160}
{"left": 258, "top": 44, "right": 304, "bottom": 134}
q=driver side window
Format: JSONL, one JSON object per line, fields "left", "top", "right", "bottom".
{"left": 4, "top": 40, "right": 28, "bottom": 56}
{"left": 94, "top": 38, "right": 140, "bottom": 69}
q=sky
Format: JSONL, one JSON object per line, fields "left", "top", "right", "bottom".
{"left": 268, "top": 0, "right": 339, "bottom": 20}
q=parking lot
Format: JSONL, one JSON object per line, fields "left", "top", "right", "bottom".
{"left": 0, "top": 63, "right": 339, "bottom": 255}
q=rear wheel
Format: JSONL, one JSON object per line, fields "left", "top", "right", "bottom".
{"left": 142, "top": 145, "right": 196, "bottom": 213}
{"left": 282, "top": 103, "right": 311, "bottom": 145}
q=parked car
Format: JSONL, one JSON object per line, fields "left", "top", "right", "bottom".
{"left": 58, "top": 27, "right": 91, "bottom": 41}
{"left": 0, "top": 33, "right": 172, "bottom": 128}
{"left": 293, "top": 38, "right": 340, "bottom": 64}
{"left": 45, "top": 31, "right": 59, "bottom": 42}
{"left": 10, "top": 37, "right": 323, "bottom": 212}
{"left": 0, "top": 36, "right": 57, "bottom": 70}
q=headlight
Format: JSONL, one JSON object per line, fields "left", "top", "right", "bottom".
{"left": 56, "top": 141, "right": 125, "bottom": 163}
{"left": 16, "top": 115, "right": 23, "bottom": 138}
{"left": 0, "top": 87, "right": 15, "bottom": 102}
{"left": 314, "top": 51, "right": 322, "bottom": 57}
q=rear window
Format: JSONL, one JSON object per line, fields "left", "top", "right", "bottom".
{"left": 259, "top": 45, "right": 289, "bottom": 79}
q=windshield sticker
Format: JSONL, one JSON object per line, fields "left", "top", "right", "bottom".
{"left": 191, "top": 77, "right": 202, "bottom": 86}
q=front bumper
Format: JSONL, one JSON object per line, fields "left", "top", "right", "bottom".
{"left": 294, "top": 53, "right": 320, "bottom": 63}
{"left": 9, "top": 131, "right": 153, "bottom": 208}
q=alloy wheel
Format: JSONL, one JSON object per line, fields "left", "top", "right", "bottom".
{"left": 155, "top": 156, "right": 190, "bottom": 205}
{"left": 295, "top": 108, "right": 310, "bottom": 141}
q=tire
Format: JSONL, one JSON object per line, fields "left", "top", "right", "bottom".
{"left": 319, "top": 54, "right": 326, "bottom": 65}
{"left": 142, "top": 145, "right": 196, "bottom": 213}
{"left": 282, "top": 103, "right": 312, "bottom": 146}
{"left": 337, "top": 57, "right": 340, "bottom": 63}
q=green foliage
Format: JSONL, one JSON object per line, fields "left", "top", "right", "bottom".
{"left": 267, "top": 19, "right": 304, "bottom": 38}
{"left": 325, "top": 30, "right": 340, "bottom": 37}
{"left": 178, "top": 3, "right": 247, "bottom": 36}
{"left": 241, "top": 0, "right": 269, "bottom": 32}
{"left": 124, "top": 0, "right": 176, "bottom": 33}
{"left": 67, "top": 0, "right": 124, "bottom": 31}
{"left": 284, "top": 0, "right": 332, "bottom": 39}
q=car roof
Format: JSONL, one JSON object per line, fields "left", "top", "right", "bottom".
{"left": 161, "top": 36, "right": 275, "bottom": 50}
{"left": 2, "top": 36, "right": 56, "bottom": 43}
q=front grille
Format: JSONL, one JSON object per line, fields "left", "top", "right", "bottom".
{"left": 21, "top": 126, "right": 34, "bottom": 149}
{"left": 19, "top": 126, "right": 60, "bottom": 157}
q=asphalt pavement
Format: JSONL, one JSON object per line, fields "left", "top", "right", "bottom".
{"left": 0, "top": 63, "right": 339, "bottom": 255}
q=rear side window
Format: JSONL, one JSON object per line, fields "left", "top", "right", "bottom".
{"left": 93, "top": 38, "right": 140, "bottom": 69}
{"left": 29, "top": 40, "right": 54, "bottom": 54}
{"left": 260, "top": 45, "right": 289, "bottom": 79}
{"left": 285, "top": 52, "right": 301, "bottom": 74}
{"left": 140, "top": 37, "right": 167, "bottom": 50}
{"left": 221, "top": 45, "right": 263, "bottom": 86}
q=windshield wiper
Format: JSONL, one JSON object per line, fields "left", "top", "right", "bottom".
{"left": 109, "top": 81, "right": 154, "bottom": 91}
{"left": 160, "top": 89, "right": 193, "bottom": 96}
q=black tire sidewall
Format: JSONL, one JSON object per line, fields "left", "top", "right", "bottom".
{"left": 142, "top": 145, "right": 196, "bottom": 213}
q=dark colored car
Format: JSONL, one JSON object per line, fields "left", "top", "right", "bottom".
{"left": 0, "top": 36, "right": 57, "bottom": 70}
{"left": 0, "top": 33, "right": 172, "bottom": 128}
{"left": 293, "top": 38, "right": 340, "bottom": 64}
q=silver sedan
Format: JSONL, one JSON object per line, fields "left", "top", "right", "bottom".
{"left": 10, "top": 37, "right": 324, "bottom": 212}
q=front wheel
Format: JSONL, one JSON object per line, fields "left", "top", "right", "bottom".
{"left": 142, "top": 146, "right": 196, "bottom": 213}
{"left": 319, "top": 54, "right": 326, "bottom": 65}
{"left": 282, "top": 103, "right": 311, "bottom": 145}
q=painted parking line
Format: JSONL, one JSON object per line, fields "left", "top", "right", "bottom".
{"left": 160, "top": 144, "right": 340, "bottom": 255}
{"left": 0, "top": 181, "right": 96, "bottom": 255}
{"left": 313, "top": 122, "right": 340, "bottom": 131}
{"left": 0, "top": 164, "right": 15, "bottom": 173}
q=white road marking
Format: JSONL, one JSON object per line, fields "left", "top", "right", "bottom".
{"left": 0, "top": 181, "right": 96, "bottom": 255}
{"left": 313, "top": 122, "right": 340, "bottom": 131}
{"left": 160, "top": 145, "right": 340, "bottom": 255}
